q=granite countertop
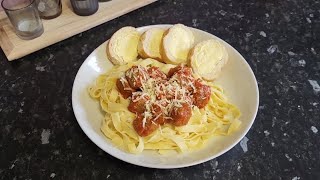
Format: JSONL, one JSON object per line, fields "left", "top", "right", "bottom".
{"left": 0, "top": 0, "right": 319, "bottom": 179}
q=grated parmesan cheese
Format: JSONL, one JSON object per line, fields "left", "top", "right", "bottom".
{"left": 125, "top": 65, "right": 203, "bottom": 129}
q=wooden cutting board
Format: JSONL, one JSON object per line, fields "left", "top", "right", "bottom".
{"left": 0, "top": 0, "right": 157, "bottom": 61}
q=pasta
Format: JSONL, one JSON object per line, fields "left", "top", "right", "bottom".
{"left": 89, "top": 58, "right": 241, "bottom": 154}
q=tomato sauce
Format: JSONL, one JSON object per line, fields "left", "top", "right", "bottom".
{"left": 116, "top": 65, "right": 211, "bottom": 137}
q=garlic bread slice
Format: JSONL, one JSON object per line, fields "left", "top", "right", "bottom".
{"left": 106, "top": 26, "right": 140, "bottom": 65}
{"left": 189, "top": 39, "right": 228, "bottom": 81}
{"left": 138, "top": 28, "right": 165, "bottom": 60}
{"left": 161, "top": 24, "right": 194, "bottom": 64}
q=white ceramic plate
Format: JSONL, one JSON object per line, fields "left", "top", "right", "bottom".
{"left": 72, "top": 25, "right": 259, "bottom": 169}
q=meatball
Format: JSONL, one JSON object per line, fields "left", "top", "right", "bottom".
{"left": 170, "top": 103, "right": 192, "bottom": 126}
{"left": 133, "top": 114, "right": 159, "bottom": 137}
{"left": 151, "top": 103, "right": 165, "bottom": 125}
{"left": 193, "top": 79, "right": 211, "bottom": 108}
{"left": 116, "top": 77, "right": 136, "bottom": 99}
{"left": 147, "top": 66, "right": 167, "bottom": 81}
{"left": 167, "top": 65, "right": 193, "bottom": 78}
{"left": 125, "top": 66, "right": 149, "bottom": 89}
{"left": 172, "top": 72, "right": 195, "bottom": 92}
{"left": 168, "top": 65, "right": 195, "bottom": 92}
{"left": 128, "top": 92, "right": 150, "bottom": 114}
{"left": 155, "top": 81, "right": 176, "bottom": 100}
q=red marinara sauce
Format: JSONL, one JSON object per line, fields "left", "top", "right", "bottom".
{"left": 116, "top": 65, "right": 211, "bottom": 137}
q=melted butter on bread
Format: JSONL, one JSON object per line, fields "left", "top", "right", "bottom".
{"left": 107, "top": 27, "right": 140, "bottom": 65}
{"left": 189, "top": 39, "right": 228, "bottom": 81}
{"left": 161, "top": 24, "right": 194, "bottom": 64}
{"left": 138, "top": 28, "right": 165, "bottom": 60}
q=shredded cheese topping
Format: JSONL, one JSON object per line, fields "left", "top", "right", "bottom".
{"left": 127, "top": 65, "right": 195, "bottom": 126}
{"left": 89, "top": 58, "right": 241, "bottom": 154}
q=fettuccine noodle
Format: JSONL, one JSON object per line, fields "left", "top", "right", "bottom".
{"left": 89, "top": 58, "right": 241, "bottom": 154}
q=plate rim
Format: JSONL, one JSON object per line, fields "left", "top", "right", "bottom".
{"left": 72, "top": 24, "right": 259, "bottom": 169}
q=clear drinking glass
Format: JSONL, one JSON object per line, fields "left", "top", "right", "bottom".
{"left": 36, "top": 0, "right": 62, "bottom": 19}
{"left": 70, "top": 0, "right": 99, "bottom": 16}
{"left": 1, "top": 0, "right": 44, "bottom": 40}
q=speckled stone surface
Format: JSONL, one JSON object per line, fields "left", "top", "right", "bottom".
{"left": 0, "top": 0, "right": 319, "bottom": 179}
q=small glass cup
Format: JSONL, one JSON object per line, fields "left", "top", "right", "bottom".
{"left": 1, "top": 0, "right": 44, "bottom": 40}
{"left": 36, "top": 0, "right": 62, "bottom": 19}
{"left": 70, "top": 0, "right": 99, "bottom": 16}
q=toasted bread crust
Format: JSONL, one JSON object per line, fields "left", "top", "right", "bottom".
{"left": 106, "top": 41, "right": 120, "bottom": 65}
{"left": 138, "top": 32, "right": 149, "bottom": 59}
{"left": 160, "top": 29, "right": 171, "bottom": 63}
